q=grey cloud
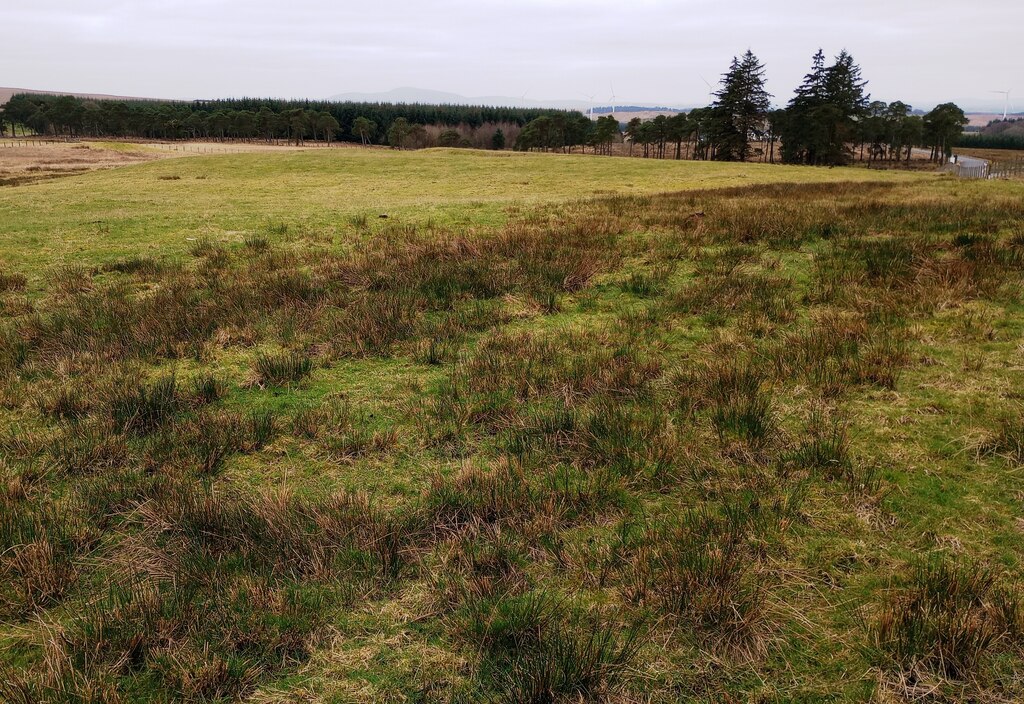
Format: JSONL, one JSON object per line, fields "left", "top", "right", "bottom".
{"left": 5, "top": 0, "right": 1023, "bottom": 110}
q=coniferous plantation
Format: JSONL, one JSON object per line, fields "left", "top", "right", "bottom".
{"left": 0, "top": 94, "right": 563, "bottom": 148}
{"left": 1, "top": 49, "right": 974, "bottom": 166}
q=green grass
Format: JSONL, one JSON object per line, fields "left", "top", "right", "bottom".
{"left": 0, "top": 146, "right": 928, "bottom": 275}
{"left": 2, "top": 146, "right": 1024, "bottom": 702}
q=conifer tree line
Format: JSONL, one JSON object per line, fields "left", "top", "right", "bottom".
{"left": 958, "top": 124, "right": 1024, "bottom": 151}
{"left": 2, "top": 50, "right": 972, "bottom": 163}
{"left": 516, "top": 49, "right": 969, "bottom": 165}
{"left": 0, "top": 94, "right": 563, "bottom": 148}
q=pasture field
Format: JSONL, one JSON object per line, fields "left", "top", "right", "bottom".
{"left": 956, "top": 147, "right": 1024, "bottom": 163}
{"left": 1, "top": 147, "right": 1024, "bottom": 703}
{"left": 0, "top": 147, "right": 926, "bottom": 274}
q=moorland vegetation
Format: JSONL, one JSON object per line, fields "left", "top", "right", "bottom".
{"left": 1, "top": 149, "right": 1023, "bottom": 701}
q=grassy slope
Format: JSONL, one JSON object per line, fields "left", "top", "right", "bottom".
{"left": 2, "top": 149, "right": 1023, "bottom": 702}
{"left": 0, "top": 147, "right": 924, "bottom": 275}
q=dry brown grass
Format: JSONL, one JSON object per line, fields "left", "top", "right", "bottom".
{"left": 0, "top": 142, "right": 159, "bottom": 186}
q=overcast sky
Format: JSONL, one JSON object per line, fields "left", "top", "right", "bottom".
{"left": 6, "top": 0, "right": 1022, "bottom": 111}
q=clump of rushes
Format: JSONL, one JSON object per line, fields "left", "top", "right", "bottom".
{"left": 0, "top": 270, "right": 28, "bottom": 293}
{"left": 48, "top": 420, "right": 129, "bottom": 475}
{"left": 34, "top": 382, "right": 89, "bottom": 421}
{"left": 246, "top": 409, "right": 277, "bottom": 450}
{"left": 622, "top": 262, "right": 675, "bottom": 297}
{"left": 986, "top": 406, "right": 1024, "bottom": 465}
{"left": 243, "top": 233, "right": 271, "bottom": 251}
{"left": 457, "top": 591, "right": 645, "bottom": 702}
{"left": 787, "top": 404, "right": 851, "bottom": 479}
{"left": 253, "top": 350, "right": 313, "bottom": 386}
{"left": 188, "top": 374, "right": 227, "bottom": 405}
{"left": 868, "top": 558, "right": 1022, "bottom": 684}
{"left": 108, "top": 373, "right": 181, "bottom": 434}
{"left": 291, "top": 398, "right": 395, "bottom": 461}
{"left": 700, "top": 360, "right": 778, "bottom": 451}
{"left": 628, "top": 505, "right": 764, "bottom": 656}
{"left": 101, "top": 255, "right": 165, "bottom": 277}
{"left": 414, "top": 336, "right": 457, "bottom": 365}
{"left": 49, "top": 264, "right": 94, "bottom": 296}
{"left": 0, "top": 505, "right": 86, "bottom": 615}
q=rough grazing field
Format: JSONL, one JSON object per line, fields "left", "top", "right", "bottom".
{"left": 0, "top": 147, "right": 924, "bottom": 274}
{"left": 0, "top": 142, "right": 162, "bottom": 188}
{"left": 1, "top": 147, "right": 1023, "bottom": 703}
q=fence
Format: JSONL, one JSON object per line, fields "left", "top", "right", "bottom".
{"left": 946, "top": 157, "right": 1024, "bottom": 180}
{"left": 1, "top": 139, "right": 340, "bottom": 153}
{"left": 988, "top": 158, "right": 1024, "bottom": 179}
{"left": 952, "top": 163, "right": 989, "bottom": 179}
{"left": 0, "top": 139, "right": 80, "bottom": 148}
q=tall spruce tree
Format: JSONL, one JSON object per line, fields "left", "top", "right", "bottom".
{"left": 709, "top": 50, "right": 771, "bottom": 161}
{"left": 781, "top": 49, "right": 869, "bottom": 165}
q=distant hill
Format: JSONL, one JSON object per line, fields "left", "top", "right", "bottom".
{"left": 591, "top": 105, "right": 683, "bottom": 114}
{"left": 0, "top": 86, "right": 159, "bottom": 105}
{"left": 980, "top": 118, "right": 1024, "bottom": 138}
{"left": 965, "top": 112, "right": 1024, "bottom": 128}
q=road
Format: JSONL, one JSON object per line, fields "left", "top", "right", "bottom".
{"left": 910, "top": 148, "right": 988, "bottom": 178}
{"left": 953, "top": 153, "right": 987, "bottom": 169}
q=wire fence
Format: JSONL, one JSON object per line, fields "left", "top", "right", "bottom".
{"left": 0, "top": 138, "right": 341, "bottom": 152}
{"left": 0, "top": 139, "right": 81, "bottom": 148}
{"left": 989, "top": 158, "right": 1024, "bottom": 179}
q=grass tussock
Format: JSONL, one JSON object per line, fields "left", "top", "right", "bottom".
{"left": 0, "top": 270, "right": 28, "bottom": 293}
{"left": 628, "top": 504, "right": 766, "bottom": 657}
{"left": 868, "top": 559, "right": 1023, "bottom": 690}
{"left": 457, "top": 592, "right": 646, "bottom": 702}
{"left": 253, "top": 350, "right": 313, "bottom": 386}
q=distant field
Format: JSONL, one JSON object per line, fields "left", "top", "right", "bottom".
{"left": 0, "top": 146, "right": 927, "bottom": 274}
{"left": 957, "top": 146, "right": 1024, "bottom": 162}
{"left": 2, "top": 146, "right": 1023, "bottom": 702}
{"left": 965, "top": 112, "right": 1024, "bottom": 128}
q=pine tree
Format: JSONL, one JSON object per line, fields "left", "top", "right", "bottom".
{"left": 780, "top": 49, "right": 827, "bottom": 164}
{"left": 923, "top": 103, "right": 968, "bottom": 164}
{"left": 820, "top": 50, "right": 869, "bottom": 163}
{"left": 780, "top": 49, "right": 869, "bottom": 165}
{"left": 709, "top": 50, "right": 771, "bottom": 161}
{"left": 491, "top": 128, "right": 506, "bottom": 150}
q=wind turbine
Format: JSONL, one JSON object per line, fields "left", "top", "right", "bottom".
{"left": 578, "top": 92, "right": 596, "bottom": 120}
{"left": 991, "top": 89, "right": 1012, "bottom": 120}
{"left": 608, "top": 82, "right": 617, "bottom": 117}
{"left": 699, "top": 74, "right": 715, "bottom": 103}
